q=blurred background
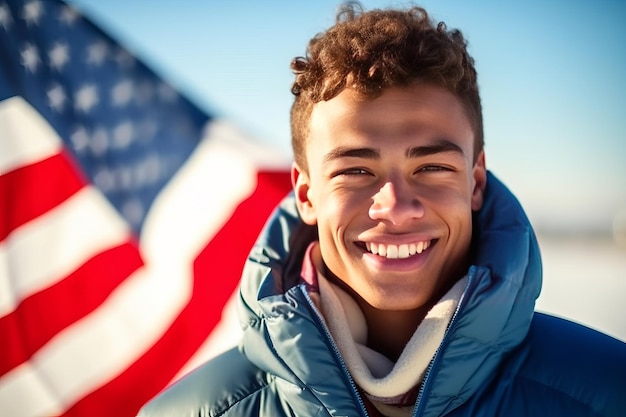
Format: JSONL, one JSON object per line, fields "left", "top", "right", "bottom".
{"left": 67, "top": 0, "right": 625, "bottom": 340}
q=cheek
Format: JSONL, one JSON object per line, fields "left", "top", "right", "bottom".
{"left": 314, "top": 196, "right": 359, "bottom": 245}
{"left": 423, "top": 187, "right": 475, "bottom": 238}
{"left": 422, "top": 186, "right": 474, "bottom": 215}
{"left": 314, "top": 185, "right": 364, "bottom": 216}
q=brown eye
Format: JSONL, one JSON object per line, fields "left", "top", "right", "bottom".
{"left": 418, "top": 165, "right": 447, "bottom": 173}
{"left": 336, "top": 168, "right": 371, "bottom": 177}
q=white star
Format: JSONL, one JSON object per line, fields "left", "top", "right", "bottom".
{"left": 93, "top": 167, "right": 115, "bottom": 192}
{"left": 112, "top": 80, "right": 133, "bottom": 107}
{"left": 117, "top": 165, "right": 133, "bottom": 190}
{"left": 20, "top": 43, "right": 40, "bottom": 73}
{"left": 59, "top": 5, "right": 79, "bottom": 25}
{"left": 47, "top": 83, "right": 67, "bottom": 112}
{"left": 75, "top": 84, "right": 99, "bottom": 113}
{"left": 138, "top": 117, "right": 158, "bottom": 140}
{"left": 137, "top": 153, "right": 162, "bottom": 185}
{"left": 135, "top": 80, "right": 155, "bottom": 104}
{"left": 0, "top": 3, "right": 14, "bottom": 30}
{"left": 115, "top": 48, "right": 135, "bottom": 68}
{"left": 122, "top": 197, "right": 145, "bottom": 227}
{"left": 22, "top": 0, "right": 43, "bottom": 26}
{"left": 112, "top": 121, "right": 134, "bottom": 148}
{"left": 49, "top": 42, "right": 69, "bottom": 71}
{"left": 90, "top": 127, "right": 109, "bottom": 156}
{"left": 70, "top": 126, "right": 90, "bottom": 152}
{"left": 158, "top": 82, "right": 178, "bottom": 103}
{"left": 87, "top": 40, "right": 108, "bottom": 66}
{"left": 147, "top": 155, "right": 165, "bottom": 183}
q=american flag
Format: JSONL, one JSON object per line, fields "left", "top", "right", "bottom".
{"left": 0, "top": 1, "right": 292, "bottom": 416}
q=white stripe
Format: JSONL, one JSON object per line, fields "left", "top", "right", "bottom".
{"left": 199, "top": 119, "right": 291, "bottom": 171}
{"left": 171, "top": 288, "right": 242, "bottom": 382}
{"left": 0, "top": 120, "right": 262, "bottom": 416}
{"left": 0, "top": 187, "right": 131, "bottom": 318}
{"left": 0, "top": 97, "right": 62, "bottom": 175}
{"left": 0, "top": 363, "right": 63, "bottom": 417}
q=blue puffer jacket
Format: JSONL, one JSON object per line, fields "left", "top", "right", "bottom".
{"left": 139, "top": 173, "right": 626, "bottom": 416}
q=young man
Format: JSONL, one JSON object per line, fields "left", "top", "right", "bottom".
{"left": 139, "top": 3, "right": 626, "bottom": 416}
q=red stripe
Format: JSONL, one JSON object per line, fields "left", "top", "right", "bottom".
{"left": 62, "top": 170, "right": 292, "bottom": 417}
{"left": 0, "top": 241, "right": 143, "bottom": 377}
{"left": 0, "top": 152, "right": 85, "bottom": 242}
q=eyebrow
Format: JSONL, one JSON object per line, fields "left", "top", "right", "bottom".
{"left": 323, "top": 146, "right": 379, "bottom": 163}
{"left": 322, "top": 139, "right": 465, "bottom": 163}
{"left": 405, "top": 140, "right": 465, "bottom": 158}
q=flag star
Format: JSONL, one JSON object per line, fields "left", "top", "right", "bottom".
{"left": 138, "top": 117, "right": 158, "bottom": 140}
{"left": 93, "top": 167, "right": 116, "bottom": 192}
{"left": 115, "top": 48, "right": 135, "bottom": 68}
{"left": 173, "top": 114, "right": 193, "bottom": 136}
{"left": 49, "top": 41, "right": 70, "bottom": 71}
{"left": 138, "top": 153, "right": 162, "bottom": 185}
{"left": 70, "top": 126, "right": 90, "bottom": 152}
{"left": 112, "top": 80, "right": 134, "bottom": 107}
{"left": 135, "top": 80, "right": 155, "bottom": 104}
{"left": 59, "top": 4, "right": 79, "bottom": 25}
{"left": 90, "top": 127, "right": 109, "bottom": 156}
{"left": 113, "top": 121, "right": 135, "bottom": 148}
{"left": 75, "top": 84, "right": 99, "bottom": 113}
{"left": 47, "top": 83, "right": 67, "bottom": 111}
{"left": 0, "top": 3, "right": 13, "bottom": 30}
{"left": 22, "top": 0, "right": 43, "bottom": 26}
{"left": 87, "top": 40, "right": 108, "bottom": 66}
{"left": 21, "top": 43, "right": 40, "bottom": 73}
{"left": 157, "top": 82, "right": 178, "bottom": 103}
{"left": 133, "top": 157, "right": 149, "bottom": 187}
{"left": 122, "top": 197, "right": 145, "bottom": 227}
{"left": 117, "top": 164, "right": 133, "bottom": 190}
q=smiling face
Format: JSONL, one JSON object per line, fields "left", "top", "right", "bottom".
{"left": 293, "top": 83, "right": 486, "bottom": 311}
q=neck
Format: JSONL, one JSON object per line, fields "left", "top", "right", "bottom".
{"left": 323, "top": 270, "right": 433, "bottom": 362}
{"left": 358, "top": 301, "right": 431, "bottom": 362}
{"left": 317, "top": 253, "right": 455, "bottom": 362}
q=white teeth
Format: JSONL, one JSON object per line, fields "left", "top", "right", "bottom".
{"left": 365, "top": 241, "right": 431, "bottom": 259}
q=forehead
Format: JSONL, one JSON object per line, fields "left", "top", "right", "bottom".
{"left": 307, "top": 84, "right": 474, "bottom": 153}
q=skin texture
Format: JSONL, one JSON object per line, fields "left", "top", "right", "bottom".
{"left": 293, "top": 83, "right": 487, "bottom": 360}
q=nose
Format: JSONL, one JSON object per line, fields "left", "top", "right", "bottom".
{"left": 369, "top": 180, "right": 425, "bottom": 225}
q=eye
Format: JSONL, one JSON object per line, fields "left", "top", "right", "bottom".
{"left": 336, "top": 167, "right": 372, "bottom": 176}
{"left": 417, "top": 165, "right": 451, "bottom": 173}
{"left": 340, "top": 168, "right": 369, "bottom": 175}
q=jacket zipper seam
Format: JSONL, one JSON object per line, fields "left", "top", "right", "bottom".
{"left": 301, "top": 285, "right": 370, "bottom": 416}
{"left": 412, "top": 267, "right": 476, "bottom": 417}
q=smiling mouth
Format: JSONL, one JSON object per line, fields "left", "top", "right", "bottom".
{"left": 364, "top": 241, "right": 432, "bottom": 259}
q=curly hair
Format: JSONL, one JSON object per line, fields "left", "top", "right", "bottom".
{"left": 290, "top": 1, "right": 483, "bottom": 172}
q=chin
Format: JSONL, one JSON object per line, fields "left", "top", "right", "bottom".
{"left": 365, "top": 292, "right": 428, "bottom": 311}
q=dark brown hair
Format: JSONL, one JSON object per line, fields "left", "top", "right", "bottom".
{"left": 290, "top": 1, "right": 483, "bottom": 172}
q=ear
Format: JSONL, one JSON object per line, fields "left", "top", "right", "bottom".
{"left": 471, "top": 151, "right": 487, "bottom": 211}
{"left": 291, "top": 163, "right": 318, "bottom": 225}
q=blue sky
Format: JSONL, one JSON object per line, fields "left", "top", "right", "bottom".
{"left": 68, "top": 0, "right": 626, "bottom": 234}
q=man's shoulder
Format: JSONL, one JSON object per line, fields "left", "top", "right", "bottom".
{"left": 508, "top": 312, "right": 626, "bottom": 414}
{"left": 527, "top": 312, "right": 625, "bottom": 359}
{"left": 137, "top": 347, "right": 269, "bottom": 417}
{"left": 523, "top": 312, "right": 626, "bottom": 377}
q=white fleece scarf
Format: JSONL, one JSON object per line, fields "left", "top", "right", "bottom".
{"left": 315, "top": 271, "right": 467, "bottom": 417}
